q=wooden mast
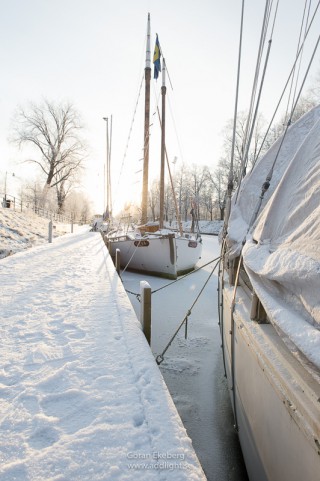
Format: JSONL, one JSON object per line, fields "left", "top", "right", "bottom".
{"left": 159, "top": 58, "right": 166, "bottom": 229}
{"left": 141, "top": 13, "right": 151, "bottom": 224}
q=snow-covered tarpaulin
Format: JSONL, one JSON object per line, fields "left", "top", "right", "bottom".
{"left": 227, "top": 105, "right": 320, "bottom": 371}
{"left": 0, "top": 230, "right": 205, "bottom": 480}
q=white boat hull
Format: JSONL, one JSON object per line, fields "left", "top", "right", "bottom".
{"left": 176, "top": 236, "right": 202, "bottom": 275}
{"left": 106, "top": 233, "right": 202, "bottom": 279}
{"left": 220, "top": 280, "right": 320, "bottom": 481}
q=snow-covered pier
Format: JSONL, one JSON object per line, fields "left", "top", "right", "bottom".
{"left": 0, "top": 228, "right": 206, "bottom": 480}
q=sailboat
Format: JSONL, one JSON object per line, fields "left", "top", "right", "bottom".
{"left": 106, "top": 14, "right": 202, "bottom": 280}
{"left": 219, "top": 3, "right": 320, "bottom": 481}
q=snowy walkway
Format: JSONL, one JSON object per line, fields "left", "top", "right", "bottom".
{"left": 0, "top": 229, "right": 205, "bottom": 481}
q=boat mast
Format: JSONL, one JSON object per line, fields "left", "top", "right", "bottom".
{"left": 141, "top": 13, "right": 151, "bottom": 224}
{"left": 159, "top": 58, "right": 166, "bottom": 229}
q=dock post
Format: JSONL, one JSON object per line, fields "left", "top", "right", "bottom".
{"left": 115, "top": 248, "right": 121, "bottom": 275}
{"left": 48, "top": 220, "right": 53, "bottom": 243}
{"left": 140, "top": 281, "right": 151, "bottom": 345}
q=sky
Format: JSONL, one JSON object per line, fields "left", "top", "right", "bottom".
{"left": 1, "top": 0, "right": 320, "bottom": 214}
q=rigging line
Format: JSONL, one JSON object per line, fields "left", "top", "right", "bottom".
{"left": 141, "top": 107, "right": 157, "bottom": 166}
{"left": 237, "top": 0, "right": 277, "bottom": 177}
{"left": 156, "top": 257, "right": 221, "bottom": 365}
{"left": 290, "top": 0, "right": 312, "bottom": 115}
{"left": 155, "top": 103, "right": 184, "bottom": 235}
{"left": 153, "top": 52, "right": 185, "bottom": 167}
{"left": 158, "top": 42, "right": 174, "bottom": 91}
{"left": 222, "top": 0, "right": 245, "bottom": 239}
{"left": 111, "top": 73, "right": 144, "bottom": 211}
{"left": 269, "top": 0, "right": 278, "bottom": 37}
{"left": 229, "top": 250, "right": 245, "bottom": 432}
{"left": 217, "top": 238, "right": 228, "bottom": 378}
{"left": 248, "top": 28, "right": 320, "bottom": 231}
{"left": 289, "top": 30, "right": 320, "bottom": 124}
{"left": 284, "top": 0, "right": 309, "bottom": 123}
{"left": 151, "top": 77, "right": 161, "bottom": 127}
{"left": 273, "top": 25, "right": 320, "bottom": 173}
{"left": 166, "top": 93, "right": 185, "bottom": 167}
{"left": 240, "top": 0, "right": 272, "bottom": 167}
{"left": 156, "top": 42, "right": 185, "bottom": 165}
{"left": 153, "top": 40, "right": 185, "bottom": 168}
{"left": 244, "top": 0, "right": 278, "bottom": 152}
{"left": 235, "top": 0, "right": 279, "bottom": 204}
{"left": 253, "top": 0, "right": 320, "bottom": 166}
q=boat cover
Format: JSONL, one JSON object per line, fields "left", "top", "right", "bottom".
{"left": 227, "top": 105, "right": 320, "bottom": 371}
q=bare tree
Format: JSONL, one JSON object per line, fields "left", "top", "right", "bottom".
{"left": 205, "top": 166, "right": 226, "bottom": 220}
{"left": 174, "top": 163, "right": 190, "bottom": 222}
{"left": 148, "top": 179, "right": 160, "bottom": 221}
{"left": 55, "top": 166, "right": 82, "bottom": 213}
{"left": 221, "top": 111, "right": 268, "bottom": 181}
{"left": 64, "top": 191, "right": 92, "bottom": 222}
{"left": 12, "top": 99, "right": 87, "bottom": 208}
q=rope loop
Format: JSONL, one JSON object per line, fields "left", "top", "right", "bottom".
{"left": 156, "top": 355, "right": 164, "bottom": 365}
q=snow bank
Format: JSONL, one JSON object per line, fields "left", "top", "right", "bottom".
{"left": 0, "top": 207, "right": 71, "bottom": 259}
{"left": 169, "top": 220, "right": 223, "bottom": 235}
{"left": 0, "top": 231, "right": 205, "bottom": 480}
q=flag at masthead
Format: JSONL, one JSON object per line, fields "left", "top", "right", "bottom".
{"left": 153, "top": 34, "right": 161, "bottom": 79}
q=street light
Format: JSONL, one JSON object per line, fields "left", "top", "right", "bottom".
{"left": 102, "top": 117, "right": 107, "bottom": 212}
{"left": 102, "top": 116, "right": 112, "bottom": 220}
{"left": 4, "top": 171, "right": 15, "bottom": 199}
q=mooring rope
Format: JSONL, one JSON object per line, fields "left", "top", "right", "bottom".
{"left": 120, "top": 236, "right": 146, "bottom": 276}
{"left": 124, "top": 256, "right": 220, "bottom": 300}
{"left": 155, "top": 257, "right": 221, "bottom": 365}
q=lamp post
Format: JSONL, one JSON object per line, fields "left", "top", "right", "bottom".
{"left": 102, "top": 117, "right": 107, "bottom": 213}
{"left": 4, "top": 171, "right": 15, "bottom": 203}
{"left": 102, "top": 116, "right": 112, "bottom": 220}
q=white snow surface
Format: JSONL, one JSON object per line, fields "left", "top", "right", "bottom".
{"left": 0, "top": 208, "right": 71, "bottom": 259}
{"left": 227, "top": 105, "right": 320, "bottom": 371}
{"left": 0, "top": 227, "right": 206, "bottom": 480}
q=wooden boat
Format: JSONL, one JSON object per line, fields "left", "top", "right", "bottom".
{"left": 219, "top": 3, "right": 320, "bottom": 480}
{"left": 106, "top": 14, "right": 202, "bottom": 279}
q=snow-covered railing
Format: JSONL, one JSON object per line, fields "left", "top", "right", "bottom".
{"left": 1, "top": 192, "right": 79, "bottom": 224}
